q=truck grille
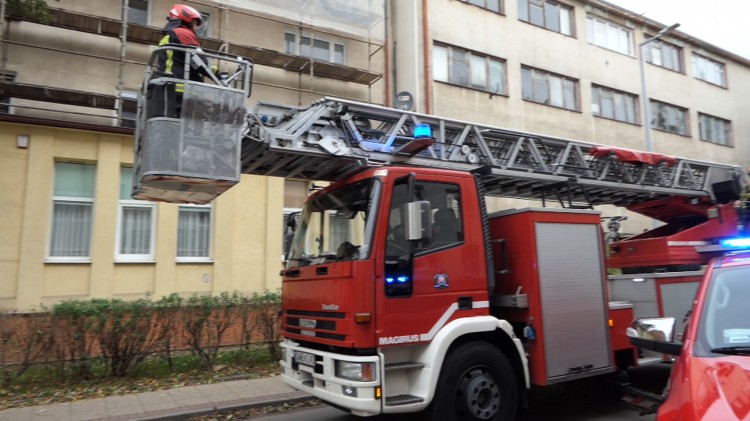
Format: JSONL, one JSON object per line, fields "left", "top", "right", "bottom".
{"left": 284, "top": 309, "right": 346, "bottom": 341}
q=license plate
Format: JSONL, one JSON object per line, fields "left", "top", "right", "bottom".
{"left": 293, "top": 350, "right": 316, "bottom": 367}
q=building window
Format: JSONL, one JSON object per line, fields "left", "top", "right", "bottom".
{"left": 49, "top": 162, "right": 96, "bottom": 261}
{"left": 116, "top": 167, "right": 156, "bottom": 262}
{"left": 521, "top": 66, "right": 578, "bottom": 111}
{"left": 282, "top": 180, "right": 308, "bottom": 261}
{"left": 586, "top": 15, "right": 633, "bottom": 55}
{"left": 699, "top": 113, "right": 732, "bottom": 146}
{"left": 517, "top": 0, "right": 573, "bottom": 35}
{"left": 460, "top": 0, "right": 502, "bottom": 13}
{"left": 645, "top": 39, "right": 682, "bottom": 73}
{"left": 127, "top": 0, "right": 149, "bottom": 25}
{"left": 433, "top": 44, "right": 507, "bottom": 95}
{"left": 650, "top": 100, "right": 689, "bottom": 136}
{"left": 0, "top": 71, "right": 15, "bottom": 114}
{"left": 119, "top": 90, "right": 138, "bottom": 128}
{"left": 591, "top": 85, "right": 638, "bottom": 124}
{"left": 195, "top": 11, "right": 210, "bottom": 38}
{"left": 177, "top": 205, "right": 212, "bottom": 261}
{"left": 692, "top": 53, "right": 727, "bottom": 87}
{"left": 284, "top": 32, "right": 345, "bottom": 64}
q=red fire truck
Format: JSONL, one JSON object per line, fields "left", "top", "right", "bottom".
{"left": 133, "top": 47, "right": 747, "bottom": 420}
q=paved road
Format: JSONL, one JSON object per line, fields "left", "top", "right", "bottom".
{"left": 250, "top": 377, "right": 658, "bottom": 421}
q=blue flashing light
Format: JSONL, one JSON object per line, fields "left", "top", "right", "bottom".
{"left": 260, "top": 114, "right": 269, "bottom": 123}
{"left": 397, "top": 276, "right": 409, "bottom": 283}
{"left": 414, "top": 123, "right": 432, "bottom": 139}
{"left": 386, "top": 277, "right": 394, "bottom": 284}
{"left": 720, "top": 237, "right": 750, "bottom": 249}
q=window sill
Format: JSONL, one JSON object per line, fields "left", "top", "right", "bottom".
{"left": 699, "top": 139, "right": 734, "bottom": 148}
{"left": 647, "top": 61, "right": 684, "bottom": 75}
{"left": 651, "top": 127, "right": 692, "bottom": 138}
{"left": 176, "top": 259, "right": 214, "bottom": 264}
{"left": 114, "top": 260, "right": 157, "bottom": 264}
{"left": 522, "top": 98, "right": 582, "bottom": 113}
{"left": 592, "top": 114, "right": 640, "bottom": 127}
{"left": 519, "top": 19, "right": 576, "bottom": 38}
{"left": 693, "top": 78, "right": 728, "bottom": 90}
{"left": 434, "top": 80, "right": 509, "bottom": 98}
{"left": 45, "top": 259, "right": 92, "bottom": 264}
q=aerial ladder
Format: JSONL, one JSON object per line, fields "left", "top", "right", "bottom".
{"left": 134, "top": 47, "right": 747, "bottom": 274}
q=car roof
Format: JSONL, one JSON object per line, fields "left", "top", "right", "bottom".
{"left": 716, "top": 251, "right": 750, "bottom": 268}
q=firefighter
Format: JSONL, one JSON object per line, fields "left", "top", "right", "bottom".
{"left": 153, "top": 4, "right": 209, "bottom": 116}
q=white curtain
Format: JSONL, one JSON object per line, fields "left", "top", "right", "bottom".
{"left": 120, "top": 206, "right": 153, "bottom": 254}
{"left": 178, "top": 207, "right": 211, "bottom": 257}
{"left": 50, "top": 201, "right": 92, "bottom": 257}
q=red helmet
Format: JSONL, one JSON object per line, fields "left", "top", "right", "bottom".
{"left": 168, "top": 4, "right": 203, "bottom": 27}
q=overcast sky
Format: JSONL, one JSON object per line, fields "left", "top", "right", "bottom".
{"left": 605, "top": 0, "right": 750, "bottom": 60}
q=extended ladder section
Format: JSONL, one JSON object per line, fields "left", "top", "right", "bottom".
{"left": 135, "top": 88, "right": 743, "bottom": 206}
{"left": 241, "top": 97, "right": 743, "bottom": 208}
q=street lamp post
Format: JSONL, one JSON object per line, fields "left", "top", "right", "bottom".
{"left": 639, "top": 23, "right": 680, "bottom": 152}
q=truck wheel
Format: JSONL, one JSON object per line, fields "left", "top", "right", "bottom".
{"left": 428, "top": 343, "right": 517, "bottom": 421}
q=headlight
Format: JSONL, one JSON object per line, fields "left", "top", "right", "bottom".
{"left": 335, "top": 361, "right": 375, "bottom": 382}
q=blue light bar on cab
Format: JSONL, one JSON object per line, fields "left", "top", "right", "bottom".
{"left": 720, "top": 237, "right": 750, "bottom": 249}
{"left": 414, "top": 123, "right": 432, "bottom": 139}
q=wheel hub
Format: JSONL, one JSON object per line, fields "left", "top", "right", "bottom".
{"left": 459, "top": 368, "right": 501, "bottom": 420}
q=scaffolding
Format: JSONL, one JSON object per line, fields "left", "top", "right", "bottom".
{"left": 0, "top": 1, "right": 384, "bottom": 130}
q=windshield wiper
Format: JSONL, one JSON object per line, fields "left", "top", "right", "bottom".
{"left": 710, "top": 346, "right": 750, "bottom": 355}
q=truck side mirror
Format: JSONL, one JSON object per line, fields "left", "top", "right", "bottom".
{"left": 626, "top": 317, "right": 682, "bottom": 356}
{"left": 404, "top": 201, "right": 432, "bottom": 242}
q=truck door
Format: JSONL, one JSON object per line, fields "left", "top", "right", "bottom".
{"left": 377, "top": 174, "right": 487, "bottom": 347}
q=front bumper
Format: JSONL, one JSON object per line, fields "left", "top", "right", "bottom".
{"left": 280, "top": 339, "right": 382, "bottom": 416}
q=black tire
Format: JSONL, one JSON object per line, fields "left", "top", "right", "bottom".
{"left": 427, "top": 342, "right": 518, "bottom": 421}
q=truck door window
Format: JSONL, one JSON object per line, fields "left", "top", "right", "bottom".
{"left": 386, "top": 181, "right": 463, "bottom": 258}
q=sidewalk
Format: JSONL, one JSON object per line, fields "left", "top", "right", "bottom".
{"left": 0, "top": 376, "right": 312, "bottom": 421}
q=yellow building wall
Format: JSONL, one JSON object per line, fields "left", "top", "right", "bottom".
{"left": 0, "top": 122, "right": 285, "bottom": 310}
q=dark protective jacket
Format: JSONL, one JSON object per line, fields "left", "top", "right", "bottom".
{"left": 156, "top": 19, "right": 207, "bottom": 89}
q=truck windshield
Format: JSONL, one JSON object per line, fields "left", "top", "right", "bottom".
{"left": 286, "top": 179, "right": 381, "bottom": 268}
{"left": 695, "top": 265, "right": 750, "bottom": 357}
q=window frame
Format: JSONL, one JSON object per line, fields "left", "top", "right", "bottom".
{"left": 644, "top": 37, "right": 683, "bottom": 73}
{"left": 459, "top": 0, "right": 504, "bottom": 14}
{"left": 386, "top": 181, "right": 464, "bottom": 259}
{"left": 47, "top": 162, "right": 96, "bottom": 263}
{"left": 119, "top": 90, "right": 138, "bottom": 128}
{"left": 698, "top": 113, "right": 732, "bottom": 147}
{"left": 517, "top": 0, "right": 574, "bottom": 36}
{"left": 176, "top": 204, "right": 214, "bottom": 263}
{"left": 433, "top": 43, "right": 508, "bottom": 96}
{"left": 0, "top": 70, "right": 16, "bottom": 114}
{"left": 691, "top": 53, "right": 727, "bottom": 88}
{"left": 521, "top": 65, "right": 579, "bottom": 111}
{"left": 127, "top": 0, "right": 150, "bottom": 26}
{"left": 284, "top": 31, "right": 346, "bottom": 65}
{"left": 194, "top": 11, "right": 210, "bottom": 38}
{"left": 115, "top": 167, "right": 157, "bottom": 263}
{"left": 586, "top": 15, "right": 633, "bottom": 56}
{"left": 283, "top": 207, "right": 302, "bottom": 262}
{"left": 591, "top": 84, "right": 639, "bottom": 125}
{"left": 650, "top": 99, "right": 690, "bottom": 137}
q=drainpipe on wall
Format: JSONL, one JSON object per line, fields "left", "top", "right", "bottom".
{"left": 116, "top": 0, "right": 129, "bottom": 127}
{"left": 422, "top": 0, "right": 430, "bottom": 114}
{"left": 384, "top": 0, "right": 390, "bottom": 107}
